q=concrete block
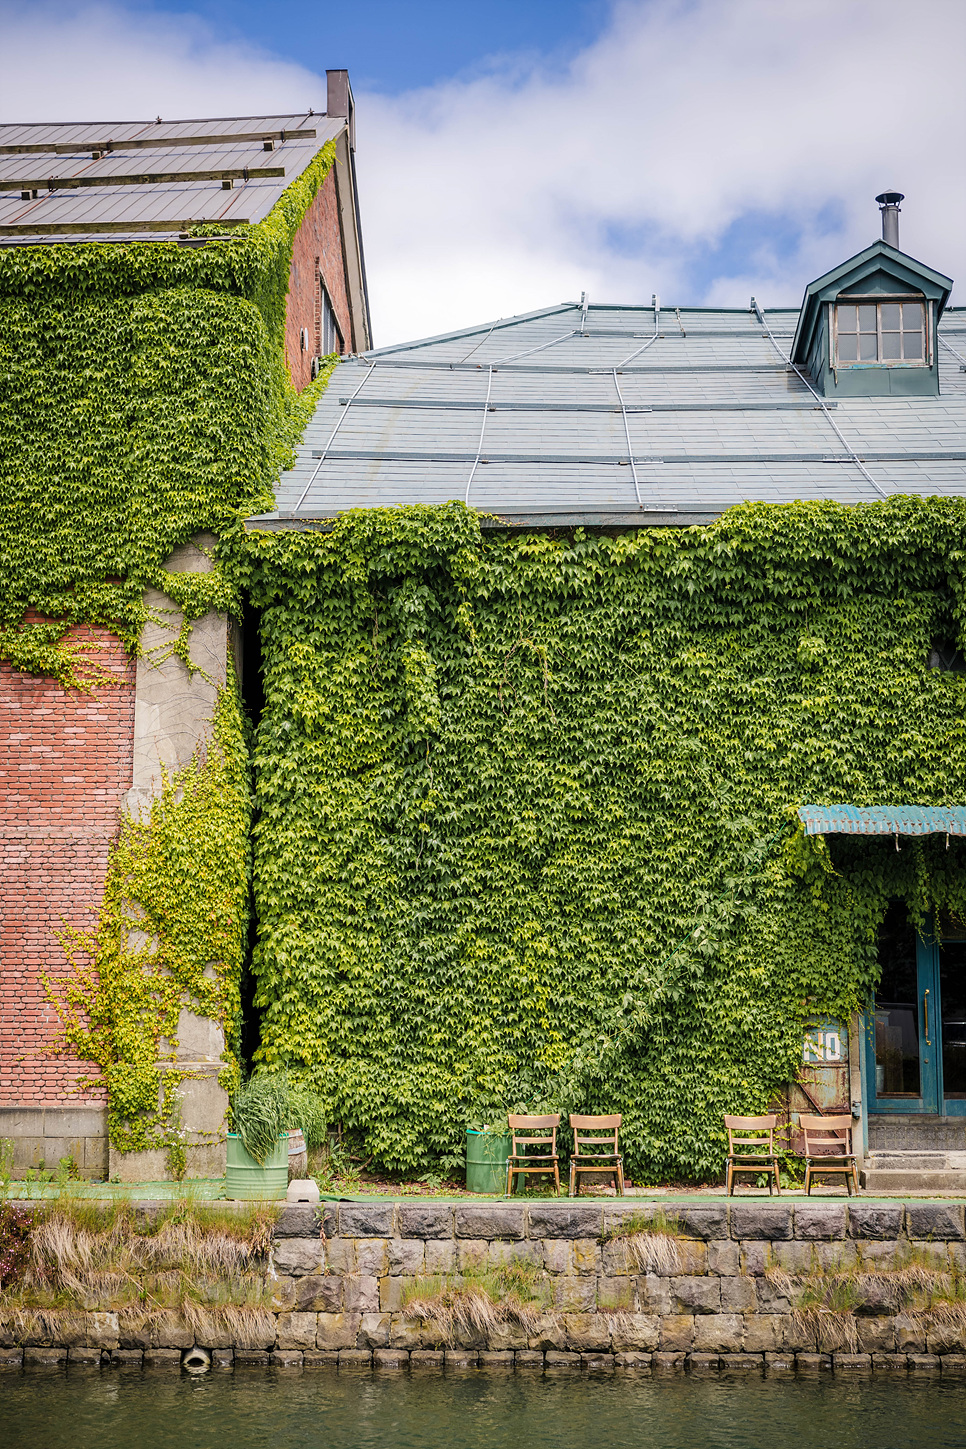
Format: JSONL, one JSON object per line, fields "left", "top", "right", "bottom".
{"left": 528, "top": 1203, "right": 603, "bottom": 1238}
{"left": 764, "top": 1353, "right": 795, "bottom": 1374}
{"left": 674, "top": 1241, "right": 707, "bottom": 1275}
{"left": 316, "top": 1314, "right": 362, "bottom": 1351}
{"left": 856, "top": 1318, "right": 895, "bottom": 1353}
{"left": 541, "top": 1240, "right": 572, "bottom": 1274}
{"left": 659, "top": 1316, "right": 694, "bottom": 1351}
{"left": 338, "top": 1349, "right": 372, "bottom": 1368}
{"left": 475, "top": 1350, "right": 512, "bottom": 1369}
{"left": 234, "top": 1351, "right": 270, "bottom": 1367}
{"left": 339, "top": 1204, "right": 395, "bottom": 1238}
{"left": 941, "top": 1355, "right": 966, "bottom": 1374}
{"left": 720, "top": 1354, "right": 763, "bottom": 1372}
{"left": 373, "top": 1349, "right": 409, "bottom": 1369}
{"left": 848, "top": 1206, "right": 903, "bottom": 1240}
{"left": 795, "top": 1353, "right": 832, "bottom": 1373}
{"left": 108, "top": 1350, "right": 144, "bottom": 1369}
{"left": 389, "top": 1317, "right": 437, "bottom": 1350}
{"left": 302, "top": 1351, "right": 339, "bottom": 1367}
{"left": 908, "top": 1354, "right": 941, "bottom": 1373}
{"left": 443, "top": 1350, "right": 477, "bottom": 1369}
{"left": 270, "top": 1351, "right": 304, "bottom": 1368}
{"left": 378, "top": 1276, "right": 405, "bottom": 1313}
{"left": 637, "top": 1273, "right": 672, "bottom": 1314}
{"left": 907, "top": 1205, "right": 965, "bottom": 1241}
{"left": 671, "top": 1276, "right": 720, "bottom": 1314}
{"left": 600, "top": 1238, "right": 630, "bottom": 1275}
{"left": 553, "top": 1278, "right": 596, "bottom": 1313}
{"left": 527, "top": 1315, "right": 566, "bottom": 1351}
{"left": 153, "top": 1313, "right": 193, "bottom": 1350}
{"left": 853, "top": 1276, "right": 898, "bottom": 1317}
{"left": 294, "top": 1275, "right": 343, "bottom": 1313}
{"left": 487, "top": 1240, "right": 541, "bottom": 1270}
{"left": 68, "top": 1347, "right": 102, "bottom": 1367}
{"left": 397, "top": 1205, "right": 453, "bottom": 1239}
{"left": 730, "top": 1205, "right": 792, "bottom": 1240}
{"left": 895, "top": 1315, "right": 927, "bottom": 1353}
{"left": 871, "top": 1353, "right": 908, "bottom": 1372}
{"left": 928, "top": 1323, "right": 966, "bottom": 1354}
{"left": 212, "top": 1349, "right": 234, "bottom": 1369}
{"left": 144, "top": 1349, "right": 182, "bottom": 1371}
{"left": 389, "top": 1239, "right": 425, "bottom": 1275}
{"left": 692, "top": 1316, "right": 744, "bottom": 1353}
{"left": 455, "top": 1205, "right": 524, "bottom": 1240}
{"left": 273, "top": 1239, "right": 325, "bottom": 1277}
{"left": 651, "top": 1352, "right": 685, "bottom": 1373}
{"left": 581, "top": 1352, "right": 615, "bottom": 1372}
{"left": 833, "top": 1353, "right": 871, "bottom": 1373}
{"left": 409, "top": 1350, "right": 445, "bottom": 1369}
{"left": 688, "top": 1352, "right": 721, "bottom": 1373}
{"left": 814, "top": 1241, "right": 858, "bottom": 1272}
{"left": 276, "top": 1313, "right": 318, "bottom": 1351}
{"left": 794, "top": 1205, "right": 846, "bottom": 1240}
{"left": 514, "top": 1351, "right": 544, "bottom": 1369}
{"left": 269, "top": 1279, "right": 297, "bottom": 1313}
{"left": 324, "top": 1239, "right": 356, "bottom": 1275}
{"left": 355, "top": 1240, "right": 389, "bottom": 1277}
{"left": 544, "top": 1351, "right": 581, "bottom": 1370}
{"left": 596, "top": 1275, "right": 633, "bottom": 1312}
{"left": 573, "top": 1238, "right": 600, "bottom": 1274}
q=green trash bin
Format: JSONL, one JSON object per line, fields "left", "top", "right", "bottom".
{"left": 225, "top": 1132, "right": 289, "bottom": 1200}
{"left": 465, "top": 1129, "right": 511, "bottom": 1195}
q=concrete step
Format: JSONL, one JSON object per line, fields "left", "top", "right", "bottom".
{"left": 861, "top": 1167, "right": 966, "bottom": 1192}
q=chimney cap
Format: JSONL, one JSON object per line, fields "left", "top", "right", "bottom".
{"left": 875, "top": 189, "right": 904, "bottom": 206}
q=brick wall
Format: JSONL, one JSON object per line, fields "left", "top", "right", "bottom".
{"left": 0, "top": 625, "right": 135, "bottom": 1107}
{"left": 284, "top": 168, "right": 353, "bottom": 389}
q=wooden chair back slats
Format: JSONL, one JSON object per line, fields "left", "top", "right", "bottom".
{"left": 723, "top": 1113, "right": 781, "bottom": 1196}
{"left": 568, "top": 1113, "right": 624, "bottom": 1198}
{"left": 505, "top": 1114, "right": 561, "bottom": 1197}
{"left": 799, "top": 1113, "right": 859, "bottom": 1197}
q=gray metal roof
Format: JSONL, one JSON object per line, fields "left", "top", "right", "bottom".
{"left": 0, "top": 115, "right": 342, "bottom": 241}
{"left": 799, "top": 805, "right": 966, "bottom": 837}
{"left": 249, "top": 299, "right": 966, "bottom": 529}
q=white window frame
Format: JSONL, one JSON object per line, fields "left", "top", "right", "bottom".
{"left": 832, "top": 294, "right": 929, "bottom": 369}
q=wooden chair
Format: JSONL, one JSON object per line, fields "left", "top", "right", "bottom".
{"left": 505, "top": 1114, "right": 561, "bottom": 1196}
{"left": 724, "top": 1114, "right": 781, "bottom": 1195}
{"left": 800, "top": 1114, "right": 860, "bottom": 1196}
{"left": 568, "top": 1114, "right": 624, "bottom": 1197}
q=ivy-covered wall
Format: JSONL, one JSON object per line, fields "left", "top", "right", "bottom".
{"left": 240, "top": 497, "right": 966, "bottom": 1183}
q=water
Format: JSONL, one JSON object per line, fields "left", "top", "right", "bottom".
{"left": 3, "top": 1370, "right": 966, "bottom": 1449}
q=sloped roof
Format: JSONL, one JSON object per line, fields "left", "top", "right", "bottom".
{"left": 0, "top": 114, "right": 343, "bottom": 242}
{"left": 249, "top": 298, "right": 966, "bottom": 529}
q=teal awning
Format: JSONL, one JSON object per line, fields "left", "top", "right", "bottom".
{"left": 799, "top": 804, "right": 966, "bottom": 837}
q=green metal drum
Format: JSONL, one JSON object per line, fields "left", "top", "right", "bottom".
{"left": 225, "top": 1133, "right": 289, "bottom": 1200}
{"left": 465, "top": 1130, "right": 510, "bottom": 1194}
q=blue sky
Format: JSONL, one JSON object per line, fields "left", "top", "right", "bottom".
{"left": 3, "top": 1, "right": 964, "bottom": 344}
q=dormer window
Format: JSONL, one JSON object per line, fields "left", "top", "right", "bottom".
{"left": 834, "top": 298, "right": 926, "bottom": 367}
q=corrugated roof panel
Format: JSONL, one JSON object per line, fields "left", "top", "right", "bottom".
{"left": 799, "top": 805, "right": 966, "bottom": 836}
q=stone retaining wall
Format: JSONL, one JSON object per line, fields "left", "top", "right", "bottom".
{"left": 4, "top": 1199, "right": 966, "bottom": 1377}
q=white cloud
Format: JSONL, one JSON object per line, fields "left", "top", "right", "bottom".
{"left": 1, "top": 1, "right": 964, "bottom": 345}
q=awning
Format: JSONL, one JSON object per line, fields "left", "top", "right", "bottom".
{"left": 799, "top": 804, "right": 966, "bottom": 837}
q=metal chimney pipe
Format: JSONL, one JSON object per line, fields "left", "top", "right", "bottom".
{"left": 875, "top": 189, "right": 904, "bottom": 248}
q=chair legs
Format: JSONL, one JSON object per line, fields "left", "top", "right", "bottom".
{"left": 568, "top": 1160, "right": 577, "bottom": 1197}
{"left": 615, "top": 1160, "right": 625, "bottom": 1196}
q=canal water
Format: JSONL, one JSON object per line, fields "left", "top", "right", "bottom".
{"left": 2, "top": 1370, "right": 965, "bottom": 1448}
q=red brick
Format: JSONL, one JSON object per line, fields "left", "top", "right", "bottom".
{"left": 284, "top": 169, "right": 353, "bottom": 390}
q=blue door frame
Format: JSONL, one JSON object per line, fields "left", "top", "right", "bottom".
{"left": 864, "top": 914, "right": 966, "bottom": 1117}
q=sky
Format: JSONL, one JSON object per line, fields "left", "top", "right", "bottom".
{"left": 2, "top": 0, "right": 964, "bottom": 346}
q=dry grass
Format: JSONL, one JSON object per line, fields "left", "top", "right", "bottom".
{"left": 605, "top": 1210, "right": 682, "bottom": 1275}
{"left": 402, "top": 1266, "right": 550, "bottom": 1345}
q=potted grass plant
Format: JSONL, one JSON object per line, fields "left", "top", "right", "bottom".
{"left": 226, "top": 1074, "right": 289, "bottom": 1200}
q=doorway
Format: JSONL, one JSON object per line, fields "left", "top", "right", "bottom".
{"left": 867, "top": 902, "right": 966, "bottom": 1115}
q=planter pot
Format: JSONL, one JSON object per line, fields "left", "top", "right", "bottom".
{"left": 225, "top": 1133, "right": 289, "bottom": 1200}
{"left": 465, "top": 1130, "right": 511, "bottom": 1194}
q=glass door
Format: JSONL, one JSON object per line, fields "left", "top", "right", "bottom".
{"left": 938, "top": 932, "right": 966, "bottom": 1116}
{"left": 866, "top": 904, "right": 939, "bottom": 1113}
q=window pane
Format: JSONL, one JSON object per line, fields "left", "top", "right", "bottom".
{"left": 903, "top": 331, "right": 923, "bottom": 360}
{"left": 837, "top": 334, "right": 858, "bottom": 362}
{"left": 881, "top": 303, "right": 901, "bottom": 330}
{"left": 857, "top": 304, "right": 877, "bottom": 331}
{"left": 902, "top": 302, "right": 924, "bottom": 330}
{"left": 837, "top": 305, "right": 857, "bottom": 334}
{"left": 875, "top": 907, "right": 920, "bottom": 1097}
{"left": 859, "top": 333, "right": 878, "bottom": 361}
{"left": 882, "top": 332, "right": 902, "bottom": 359}
{"left": 940, "top": 940, "right": 966, "bottom": 1098}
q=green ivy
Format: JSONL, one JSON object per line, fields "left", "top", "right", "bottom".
{"left": 238, "top": 496, "right": 966, "bottom": 1182}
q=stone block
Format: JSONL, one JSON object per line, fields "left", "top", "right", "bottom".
{"left": 514, "top": 1350, "right": 545, "bottom": 1369}
{"left": 482, "top": 1320, "right": 529, "bottom": 1352}
{"left": 795, "top": 1353, "right": 832, "bottom": 1373}
{"left": 941, "top": 1355, "right": 966, "bottom": 1374}
{"left": 596, "top": 1275, "right": 634, "bottom": 1312}
{"left": 320, "top": 1206, "right": 339, "bottom": 1238}
{"left": 770, "top": 1240, "right": 815, "bottom": 1276}
{"left": 856, "top": 1318, "right": 895, "bottom": 1354}
{"left": 528, "top": 1314, "right": 566, "bottom": 1351}
{"left": 338, "top": 1349, "right": 372, "bottom": 1368}
{"left": 615, "top": 1351, "right": 652, "bottom": 1369}
{"left": 764, "top": 1353, "right": 795, "bottom": 1375}
{"left": 479, "top": 1351, "right": 515, "bottom": 1368}
{"left": 234, "top": 1351, "right": 270, "bottom": 1367}
{"left": 295, "top": 1275, "right": 343, "bottom": 1313}
{"left": 689, "top": 1352, "right": 721, "bottom": 1373}
{"left": 528, "top": 1203, "right": 603, "bottom": 1238}
{"left": 373, "top": 1349, "right": 409, "bottom": 1369}
{"left": 269, "top": 1279, "right": 297, "bottom": 1313}
{"left": 143, "top": 1349, "right": 182, "bottom": 1371}
{"left": 720, "top": 1276, "right": 757, "bottom": 1313}
{"left": 908, "top": 1354, "right": 941, "bottom": 1373}
{"left": 848, "top": 1206, "right": 904, "bottom": 1240}
{"left": 720, "top": 1354, "right": 763, "bottom": 1372}
{"left": 316, "top": 1313, "right": 362, "bottom": 1351}
{"left": 564, "top": 1313, "right": 612, "bottom": 1352}
{"left": 456, "top": 1239, "right": 488, "bottom": 1272}
{"left": 743, "top": 1316, "right": 786, "bottom": 1353}
{"left": 545, "top": 1351, "right": 581, "bottom": 1370}
{"left": 444, "top": 1350, "right": 477, "bottom": 1369}
{"left": 397, "top": 1205, "right": 453, "bottom": 1239}
{"left": 390, "top": 1317, "right": 438, "bottom": 1350}
{"left": 659, "top": 1316, "right": 694, "bottom": 1351}
{"left": 355, "top": 1240, "right": 389, "bottom": 1277}
{"left": 794, "top": 1205, "right": 846, "bottom": 1240}
{"left": 601, "top": 1239, "right": 630, "bottom": 1275}
{"left": 652, "top": 1352, "right": 685, "bottom": 1373}
{"left": 410, "top": 1350, "right": 445, "bottom": 1369}
{"left": 276, "top": 1313, "right": 318, "bottom": 1351}
{"left": 68, "top": 1347, "right": 102, "bottom": 1367}
{"left": 323, "top": 1239, "right": 355, "bottom": 1275}
{"left": 389, "top": 1239, "right": 425, "bottom": 1275}
{"left": 339, "top": 1204, "right": 395, "bottom": 1238}
{"left": 303, "top": 1351, "right": 339, "bottom": 1367}
{"left": 424, "top": 1240, "right": 457, "bottom": 1274}
{"left": 674, "top": 1206, "right": 729, "bottom": 1240}
{"left": 730, "top": 1205, "right": 792, "bottom": 1240}
{"left": 671, "top": 1276, "right": 720, "bottom": 1315}
{"left": 153, "top": 1313, "right": 194, "bottom": 1350}
{"left": 487, "top": 1240, "right": 541, "bottom": 1270}
{"left": 581, "top": 1352, "right": 615, "bottom": 1372}
{"left": 109, "top": 1350, "right": 144, "bottom": 1370}
{"left": 637, "top": 1274, "right": 672, "bottom": 1314}
{"left": 610, "top": 1314, "right": 660, "bottom": 1352}
{"left": 273, "top": 1239, "right": 325, "bottom": 1277}
{"left": 927, "top": 1322, "right": 966, "bottom": 1354}
{"left": 455, "top": 1205, "right": 525, "bottom": 1240}
{"left": 275, "top": 1204, "right": 320, "bottom": 1238}
{"left": 708, "top": 1241, "right": 740, "bottom": 1276}
{"left": 692, "top": 1316, "right": 744, "bottom": 1353}
{"left": 270, "top": 1351, "right": 304, "bottom": 1368}
{"left": 573, "top": 1238, "right": 600, "bottom": 1274}
{"left": 814, "top": 1241, "right": 858, "bottom": 1272}
{"left": 853, "top": 1276, "right": 898, "bottom": 1317}
{"left": 379, "top": 1277, "right": 406, "bottom": 1312}
{"left": 895, "top": 1315, "right": 927, "bottom": 1353}
{"left": 833, "top": 1354, "right": 871, "bottom": 1373}
{"left": 908, "top": 1240, "right": 950, "bottom": 1268}
{"left": 357, "top": 1314, "right": 391, "bottom": 1349}
{"left": 553, "top": 1278, "right": 597, "bottom": 1313}
{"left": 542, "top": 1240, "right": 573, "bottom": 1274}
{"left": 345, "top": 1276, "right": 380, "bottom": 1314}
{"left": 212, "top": 1349, "right": 234, "bottom": 1369}
{"left": 907, "top": 1205, "right": 965, "bottom": 1241}
{"left": 871, "top": 1353, "right": 908, "bottom": 1373}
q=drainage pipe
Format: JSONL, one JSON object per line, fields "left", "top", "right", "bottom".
{"left": 182, "top": 1345, "right": 212, "bottom": 1374}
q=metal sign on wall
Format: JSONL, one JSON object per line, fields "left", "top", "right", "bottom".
{"left": 803, "top": 1017, "right": 847, "bottom": 1064}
